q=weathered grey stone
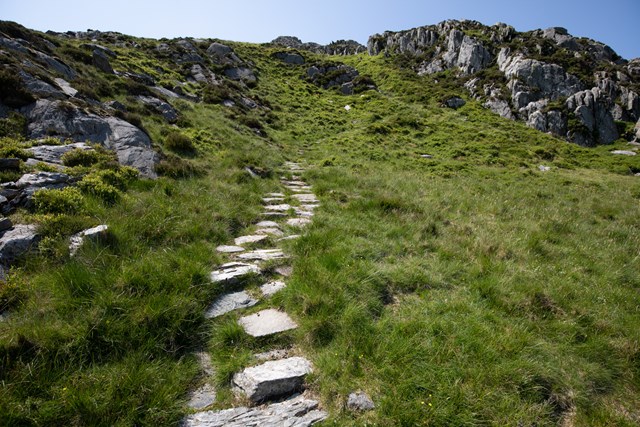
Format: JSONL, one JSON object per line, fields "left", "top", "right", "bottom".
{"left": 262, "top": 197, "right": 285, "bottom": 203}
{"left": 224, "top": 67, "right": 256, "bottom": 83}
{"left": 610, "top": 150, "right": 636, "bottom": 156}
{"left": 255, "top": 221, "right": 280, "bottom": 229}
{"left": 53, "top": 78, "right": 78, "bottom": 97}
{"left": 273, "top": 51, "right": 305, "bottom": 65}
{"left": 183, "top": 394, "right": 327, "bottom": 427}
{"left": 239, "top": 309, "right": 298, "bottom": 337}
{"left": 484, "top": 98, "right": 514, "bottom": 119}
{"left": 236, "top": 249, "right": 288, "bottom": 262}
{"left": 0, "top": 218, "right": 13, "bottom": 232}
{"left": 15, "top": 171, "right": 71, "bottom": 188}
{"left": 260, "top": 280, "right": 286, "bottom": 296}
{"left": 566, "top": 88, "right": 619, "bottom": 146}
{"left": 0, "top": 224, "right": 39, "bottom": 265}
{"left": 292, "top": 194, "right": 318, "bottom": 203}
{"left": 188, "top": 383, "right": 217, "bottom": 410}
{"left": 233, "top": 357, "right": 312, "bottom": 402}
{"left": 347, "top": 392, "right": 375, "bottom": 411}
{"left": 22, "top": 100, "right": 158, "bottom": 178}
{"left": 261, "top": 212, "right": 288, "bottom": 217}
{"left": 538, "top": 165, "right": 551, "bottom": 172}
{"left": 205, "top": 291, "right": 258, "bottom": 318}
{"left": 210, "top": 262, "right": 260, "bottom": 284}
{"left": 255, "top": 228, "right": 284, "bottom": 237}
{"left": 216, "top": 245, "right": 245, "bottom": 253}
{"left": 442, "top": 29, "right": 491, "bottom": 75}
{"left": 264, "top": 204, "right": 292, "bottom": 212}
{"left": 69, "top": 224, "right": 108, "bottom": 256}
{"left": 255, "top": 349, "right": 291, "bottom": 361}
{"left": 195, "top": 351, "right": 215, "bottom": 376}
{"left": 81, "top": 43, "right": 116, "bottom": 57}
{"left": 93, "top": 49, "right": 114, "bottom": 74}
{"left": 443, "top": 97, "right": 466, "bottom": 109}
{"left": 28, "top": 143, "right": 92, "bottom": 165}
{"left": 19, "top": 71, "right": 66, "bottom": 99}
{"left": 287, "top": 218, "right": 311, "bottom": 227}
{"left": 33, "top": 50, "right": 76, "bottom": 80}
{"left": 234, "top": 235, "right": 268, "bottom": 246}
{"left": 137, "top": 96, "right": 178, "bottom": 123}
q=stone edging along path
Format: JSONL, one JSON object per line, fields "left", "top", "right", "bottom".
{"left": 183, "top": 162, "right": 327, "bottom": 426}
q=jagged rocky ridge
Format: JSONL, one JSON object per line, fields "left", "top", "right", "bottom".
{"left": 271, "top": 36, "right": 365, "bottom": 56}
{"left": 369, "top": 20, "right": 640, "bottom": 146}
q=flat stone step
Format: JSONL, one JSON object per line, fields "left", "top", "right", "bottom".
{"left": 262, "top": 197, "right": 285, "bottom": 203}
{"left": 294, "top": 209, "right": 314, "bottom": 218}
{"left": 255, "top": 228, "right": 284, "bottom": 237}
{"left": 261, "top": 212, "right": 288, "bottom": 217}
{"left": 292, "top": 194, "right": 318, "bottom": 203}
{"left": 210, "top": 262, "right": 260, "bottom": 284}
{"left": 233, "top": 357, "right": 312, "bottom": 402}
{"left": 187, "top": 383, "right": 217, "bottom": 410}
{"left": 205, "top": 291, "right": 258, "bottom": 318}
{"left": 184, "top": 394, "right": 326, "bottom": 426}
{"left": 236, "top": 249, "right": 288, "bottom": 262}
{"left": 216, "top": 245, "right": 245, "bottom": 253}
{"left": 287, "top": 186, "right": 312, "bottom": 192}
{"left": 255, "top": 221, "right": 280, "bottom": 229}
{"left": 266, "top": 192, "right": 285, "bottom": 197}
{"left": 281, "top": 180, "right": 307, "bottom": 187}
{"left": 260, "top": 280, "right": 286, "bottom": 296}
{"left": 234, "top": 235, "right": 268, "bottom": 245}
{"left": 264, "top": 204, "right": 291, "bottom": 212}
{"left": 239, "top": 309, "right": 298, "bottom": 337}
{"left": 287, "top": 218, "right": 312, "bottom": 227}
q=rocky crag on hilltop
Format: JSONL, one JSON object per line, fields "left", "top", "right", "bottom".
{"left": 369, "top": 20, "right": 640, "bottom": 146}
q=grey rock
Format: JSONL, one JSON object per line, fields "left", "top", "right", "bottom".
{"left": 183, "top": 394, "right": 327, "bottom": 427}
{"left": 205, "top": 291, "right": 258, "bottom": 319}
{"left": 210, "top": 262, "right": 260, "bottom": 284}
{"left": 347, "top": 391, "right": 375, "bottom": 411}
{"left": 33, "top": 50, "right": 76, "bottom": 80}
{"left": 256, "top": 220, "right": 280, "bottom": 228}
{"left": 69, "top": 224, "right": 108, "bottom": 256}
{"left": 255, "top": 228, "right": 284, "bottom": 237}
{"left": 238, "top": 309, "right": 298, "bottom": 337}
{"left": 18, "top": 71, "right": 65, "bottom": 99}
{"left": 22, "top": 100, "right": 158, "bottom": 178}
{"left": 137, "top": 96, "right": 178, "bottom": 123}
{"left": 273, "top": 51, "right": 305, "bottom": 65}
{"left": 0, "top": 224, "right": 40, "bottom": 265}
{"left": 224, "top": 67, "right": 257, "bottom": 83}
{"left": 234, "top": 235, "right": 268, "bottom": 246}
{"left": 53, "top": 78, "right": 78, "bottom": 97}
{"left": 15, "top": 171, "right": 70, "bottom": 189}
{"left": 527, "top": 110, "right": 548, "bottom": 132}
{"left": 233, "top": 357, "right": 312, "bottom": 402}
{"left": 538, "top": 165, "right": 551, "bottom": 172}
{"left": 92, "top": 49, "right": 114, "bottom": 74}
{"left": 635, "top": 118, "right": 640, "bottom": 140}
{"left": 262, "top": 197, "right": 285, "bottom": 203}
{"left": 260, "top": 280, "right": 286, "bottom": 297}
{"left": 187, "top": 383, "right": 216, "bottom": 410}
{"left": 542, "top": 27, "right": 580, "bottom": 51}
{"left": 195, "top": 351, "right": 215, "bottom": 376}
{"left": 206, "top": 43, "right": 236, "bottom": 62}
{"left": 443, "top": 30, "right": 491, "bottom": 75}
{"left": 236, "top": 249, "right": 288, "bottom": 262}
{"left": 275, "top": 265, "right": 293, "bottom": 277}
{"left": 287, "top": 218, "right": 311, "bottom": 227}
{"left": 341, "top": 82, "right": 354, "bottom": 95}
{"left": 264, "top": 204, "right": 292, "bottom": 212}
{"left": 443, "top": 97, "right": 466, "bottom": 109}
{"left": 216, "top": 245, "right": 245, "bottom": 253}
{"left": 265, "top": 193, "right": 285, "bottom": 198}
{"left": 0, "top": 37, "right": 29, "bottom": 54}
{"left": 566, "top": 88, "right": 619, "bottom": 146}
{"left": 484, "top": 98, "right": 514, "bottom": 119}
{"left": 368, "top": 26, "right": 439, "bottom": 56}
{"left": 28, "top": 143, "right": 92, "bottom": 165}
{"left": 255, "top": 349, "right": 291, "bottom": 361}
{"left": 611, "top": 150, "right": 636, "bottom": 156}
{"left": 104, "top": 100, "right": 127, "bottom": 112}
{"left": 81, "top": 43, "right": 115, "bottom": 57}
{"left": 189, "top": 64, "right": 216, "bottom": 83}
{"left": 420, "top": 154, "right": 433, "bottom": 159}
{"left": 0, "top": 218, "right": 13, "bottom": 232}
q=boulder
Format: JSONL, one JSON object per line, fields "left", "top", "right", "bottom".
{"left": 28, "top": 142, "right": 92, "bottom": 165}
{"left": 232, "top": 357, "right": 312, "bottom": 402}
{"left": 183, "top": 394, "right": 327, "bottom": 427}
{"left": 137, "top": 96, "right": 178, "bottom": 123}
{"left": 442, "top": 29, "right": 491, "bottom": 75}
{"left": 206, "top": 42, "right": 241, "bottom": 65}
{"left": 443, "top": 97, "right": 466, "bottom": 109}
{"left": 234, "top": 234, "right": 268, "bottom": 245}
{"left": 484, "top": 98, "right": 514, "bottom": 119}
{"left": 92, "top": 49, "right": 114, "bottom": 74}
{"left": 0, "top": 217, "right": 13, "bottom": 232}
{"left": 224, "top": 67, "right": 256, "bottom": 83}
{"left": 0, "top": 224, "right": 39, "bottom": 266}
{"left": 347, "top": 392, "right": 375, "bottom": 411}
{"left": 273, "top": 51, "right": 305, "bottom": 65}
{"left": 22, "top": 100, "right": 158, "bottom": 178}
{"left": 187, "top": 383, "right": 216, "bottom": 410}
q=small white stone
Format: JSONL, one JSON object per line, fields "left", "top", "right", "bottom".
{"left": 238, "top": 309, "right": 298, "bottom": 337}
{"left": 260, "top": 280, "right": 286, "bottom": 296}
{"left": 611, "top": 150, "right": 637, "bottom": 156}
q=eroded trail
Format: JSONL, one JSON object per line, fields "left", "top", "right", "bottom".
{"left": 183, "top": 162, "right": 327, "bottom": 426}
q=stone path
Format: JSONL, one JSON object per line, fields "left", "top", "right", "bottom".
{"left": 184, "top": 162, "right": 327, "bottom": 426}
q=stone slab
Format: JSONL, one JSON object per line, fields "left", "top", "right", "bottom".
{"left": 234, "top": 235, "right": 268, "bottom": 245}
{"left": 287, "top": 218, "right": 311, "bottom": 227}
{"left": 281, "top": 180, "right": 307, "bottom": 187}
{"left": 264, "top": 204, "right": 292, "bottom": 212}
{"left": 210, "top": 262, "right": 260, "bottom": 284}
{"left": 292, "top": 194, "right": 318, "bottom": 203}
{"left": 183, "top": 394, "right": 326, "bottom": 427}
{"left": 255, "top": 228, "right": 284, "bottom": 237}
{"left": 233, "top": 357, "right": 312, "bottom": 402}
{"left": 205, "top": 291, "right": 258, "bottom": 318}
{"left": 216, "top": 245, "right": 245, "bottom": 253}
{"left": 236, "top": 249, "right": 288, "bottom": 262}
{"left": 188, "top": 383, "right": 217, "bottom": 410}
{"left": 287, "top": 187, "right": 312, "bottom": 192}
{"left": 255, "top": 221, "right": 281, "bottom": 229}
{"left": 239, "top": 309, "right": 298, "bottom": 337}
{"left": 262, "top": 197, "right": 285, "bottom": 203}
{"left": 266, "top": 192, "right": 285, "bottom": 197}
{"left": 260, "top": 280, "right": 286, "bottom": 296}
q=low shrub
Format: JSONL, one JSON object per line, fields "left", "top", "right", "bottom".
{"left": 164, "top": 132, "right": 195, "bottom": 153}
{"left": 155, "top": 154, "right": 203, "bottom": 178}
{"left": 0, "top": 137, "right": 30, "bottom": 160}
{"left": 0, "top": 112, "right": 27, "bottom": 139}
{"left": 32, "top": 187, "right": 85, "bottom": 214}
{"left": 61, "top": 148, "right": 102, "bottom": 167}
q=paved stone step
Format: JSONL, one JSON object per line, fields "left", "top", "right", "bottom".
{"left": 236, "top": 249, "right": 288, "bottom": 262}
{"left": 264, "top": 204, "right": 292, "bottom": 212}
{"left": 287, "top": 186, "right": 312, "bottom": 192}
{"left": 260, "top": 280, "right": 286, "bottom": 296}
{"left": 234, "top": 235, "right": 268, "bottom": 245}
{"left": 239, "top": 309, "right": 298, "bottom": 337}
{"left": 291, "top": 194, "right": 318, "bottom": 203}
{"left": 210, "top": 262, "right": 260, "bottom": 284}
{"left": 255, "top": 228, "right": 284, "bottom": 237}
{"left": 294, "top": 209, "right": 314, "bottom": 218}
{"left": 184, "top": 394, "right": 326, "bottom": 426}
{"left": 216, "top": 245, "right": 245, "bottom": 253}
{"left": 287, "top": 218, "right": 312, "bottom": 227}
{"left": 205, "top": 291, "right": 258, "bottom": 318}
{"left": 281, "top": 180, "right": 307, "bottom": 187}
{"left": 255, "top": 221, "right": 281, "bottom": 229}
{"left": 261, "top": 212, "right": 288, "bottom": 217}
{"left": 187, "top": 383, "right": 217, "bottom": 410}
{"left": 266, "top": 192, "right": 285, "bottom": 198}
{"left": 262, "top": 197, "right": 285, "bottom": 203}
{"left": 233, "top": 357, "right": 312, "bottom": 402}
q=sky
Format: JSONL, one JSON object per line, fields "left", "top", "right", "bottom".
{"left": 2, "top": 0, "right": 639, "bottom": 59}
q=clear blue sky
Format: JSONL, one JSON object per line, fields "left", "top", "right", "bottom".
{"left": 2, "top": 0, "right": 639, "bottom": 59}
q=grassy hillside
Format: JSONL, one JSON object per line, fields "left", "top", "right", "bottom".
{"left": 1, "top": 27, "right": 639, "bottom": 426}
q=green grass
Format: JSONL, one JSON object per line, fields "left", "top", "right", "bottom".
{"left": 1, "top": 25, "right": 639, "bottom": 426}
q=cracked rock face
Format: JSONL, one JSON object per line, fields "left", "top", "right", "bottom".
{"left": 232, "top": 357, "right": 312, "bottom": 402}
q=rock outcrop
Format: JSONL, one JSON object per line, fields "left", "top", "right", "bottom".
{"left": 368, "top": 19, "right": 639, "bottom": 146}
{"left": 22, "top": 100, "right": 158, "bottom": 178}
{"left": 271, "top": 36, "right": 365, "bottom": 55}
